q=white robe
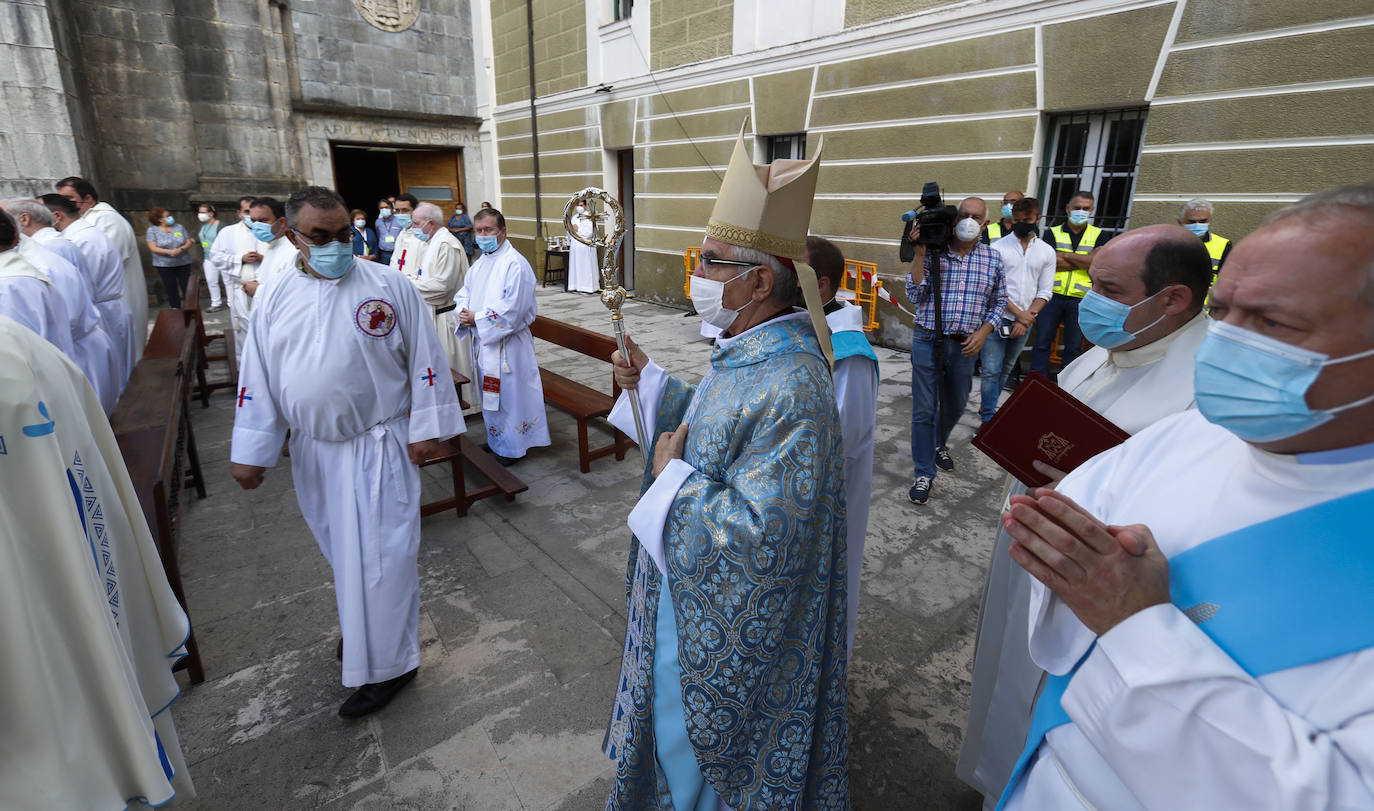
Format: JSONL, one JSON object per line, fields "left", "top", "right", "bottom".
{"left": 1007, "top": 410, "right": 1374, "bottom": 810}
{"left": 453, "top": 240, "right": 550, "bottom": 458}
{"left": 389, "top": 228, "right": 422, "bottom": 276}
{"left": 402, "top": 228, "right": 474, "bottom": 412}
{"left": 209, "top": 220, "right": 265, "bottom": 365}
{"left": 62, "top": 218, "right": 135, "bottom": 385}
{"left": 84, "top": 201, "right": 148, "bottom": 362}
{"left": 827, "top": 303, "right": 878, "bottom": 654}
{"left": 0, "top": 315, "right": 193, "bottom": 809}
{"left": 959, "top": 311, "right": 1210, "bottom": 806}
{"left": 19, "top": 237, "right": 120, "bottom": 414}
{"left": 0, "top": 248, "right": 73, "bottom": 357}
{"left": 567, "top": 214, "right": 599, "bottom": 293}
{"left": 230, "top": 258, "right": 463, "bottom": 687}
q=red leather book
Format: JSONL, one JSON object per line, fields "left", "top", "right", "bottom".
{"left": 971, "top": 372, "right": 1132, "bottom": 487}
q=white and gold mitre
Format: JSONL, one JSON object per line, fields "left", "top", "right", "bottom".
{"left": 705, "top": 121, "right": 823, "bottom": 261}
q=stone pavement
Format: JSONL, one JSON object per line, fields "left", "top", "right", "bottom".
{"left": 172, "top": 287, "right": 1006, "bottom": 810}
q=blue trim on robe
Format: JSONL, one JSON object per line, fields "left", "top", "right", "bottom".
{"left": 998, "top": 486, "right": 1374, "bottom": 810}
{"left": 830, "top": 329, "right": 877, "bottom": 363}
{"left": 654, "top": 580, "right": 721, "bottom": 811}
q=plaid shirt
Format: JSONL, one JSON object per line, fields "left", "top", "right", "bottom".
{"left": 905, "top": 242, "right": 1007, "bottom": 335}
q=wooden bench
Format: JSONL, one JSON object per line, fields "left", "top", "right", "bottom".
{"left": 112, "top": 310, "right": 209, "bottom": 684}
{"left": 180, "top": 268, "right": 236, "bottom": 404}
{"left": 418, "top": 369, "right": 529, "bottom": 518}
{"left": 529, "top": 315, "right": 631, "bottom": 474}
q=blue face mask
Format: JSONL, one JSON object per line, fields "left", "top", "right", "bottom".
{"left": 1194, "top": 320, "right": 1374, "bottom": 443}
{"left": 164, "top": 215, "right": 176, "bottom": 226}
{"left": 476, "top": 234, "right": 499, "bottom": 253}
{"left": 1001, "top": 203, "right": 1014, "bottom": 219}
{"left": 1184, "top": 222, "right": 1209, "bottom": 237}
{"left": 1077, "top": 288, "right": 1168, "bottom": 349}
{"left": 1068, "top": 209, "right": 1091, "bottom": 226}
{"left": 412, "top": 227, "right": 430, "bottom": 243}
{"left": 250, "top": 221, "right": 277, "bottom": 243}
{"left": 300, "top": 239, "right": 354, "bottom": 279}
{"left": 394, "top": 213, "right": 412, "bottom": 228}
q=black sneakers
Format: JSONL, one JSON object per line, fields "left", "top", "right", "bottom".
{"left": 909, "top": 476, "right": 933, "bottom": 504}
{"left": 935, "top": 446, "right": 954, "bottom": 471}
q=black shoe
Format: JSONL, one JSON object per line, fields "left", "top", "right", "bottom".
{"left": 482, "top": 445, "right": 520, "bottom": 466}
{"left": 338, "top": 668, "right": 418, "bottom": 718}
{"left": 909, "top": 476, "right": 933, "bottom": 504}
{"left": 337, "top": 638, "right": 343, "bottom": 661}
{"left": 935, "top": 446, "right": 954, "bottom": 471}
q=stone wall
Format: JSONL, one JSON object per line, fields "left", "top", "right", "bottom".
{"left": 650, "top": 0, "right": 733, "bottom": 71}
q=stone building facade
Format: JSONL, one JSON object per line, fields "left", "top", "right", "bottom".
{"left": 1, "top": 0, "right": 487, "bottom": 278}
{"left": 478, "top": 0, "right": 1374, "bottom": 346}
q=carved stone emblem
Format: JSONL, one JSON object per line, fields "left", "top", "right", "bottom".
{"left": 1036, "top": 431, "right": 1074, "bottom": 464}
{"left": 353, "top": 0, "right": 420, "bottom": 32}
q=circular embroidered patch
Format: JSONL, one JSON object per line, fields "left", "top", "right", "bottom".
{"left": 354, "top": 298, "right": 398, "bottom": 338}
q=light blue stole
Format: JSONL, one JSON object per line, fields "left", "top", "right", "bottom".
{"left": 654, "top": 581, "right": 722, "bottom": 811}
{"left": 997, "top": 487, "right": 1374, "bottom": 809}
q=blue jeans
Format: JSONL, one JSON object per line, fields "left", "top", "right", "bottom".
{"left": 910, "top": 324, "right": 976, "bottom": 480}
{"left": 979, "top": 319, "right": 1031, "bottom": 421}
{"left": 1030, "top": 293, "right": 1084, "bottom": 374}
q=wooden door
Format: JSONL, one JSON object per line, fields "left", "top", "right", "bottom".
{"left": 397, "top": 149, "right": 465, "bottom": 210}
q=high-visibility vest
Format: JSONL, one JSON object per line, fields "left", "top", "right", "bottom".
{"left": 986, "top": 222, "right": 1004, "bottom": 241}
{"left": 1049, "top": 224, "right": 1101, "bottom": 298}
{"left": 1204, "top": 233, "right": 1230, "bottom": 286}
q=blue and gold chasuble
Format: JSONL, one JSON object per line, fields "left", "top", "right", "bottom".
{"left": 605, "top": 317, "right": 851, "bottom": 810}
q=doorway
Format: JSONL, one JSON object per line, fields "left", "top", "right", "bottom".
{"left": 617, "top": 148, "right": 635, "bottom": 290}
{"left": 330, "top": 144, "right": 466, "bottom": 221}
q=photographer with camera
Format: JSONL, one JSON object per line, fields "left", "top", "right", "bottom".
{"left": 903, "top": 190, "right": 1007, "bottom": 505}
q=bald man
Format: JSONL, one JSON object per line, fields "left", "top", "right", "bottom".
{"left": 960, "top": 224, "right": 1214, "bottom": 807}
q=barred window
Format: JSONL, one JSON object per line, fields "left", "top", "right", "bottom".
{"left": 765, "top": 133, "right": 806, "bottom": 163}
{"left": 1039, "top": 108, "right": 1148, "bottom": 233}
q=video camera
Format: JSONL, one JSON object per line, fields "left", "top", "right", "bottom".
{"left": 898, "top": 182, "right": 959, "bottom": 262}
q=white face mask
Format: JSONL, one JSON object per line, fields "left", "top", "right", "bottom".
{"left": 955, "top": 216, "right": 982, "bottom": 242}
{"left": 354, "top": 219, "right": 366, "bottom": 228}
{"left": 197, "top": 212, "right": 211, "bottom": 223}
{"left": 689, "top": 267, "right": 756, "bottom": 332}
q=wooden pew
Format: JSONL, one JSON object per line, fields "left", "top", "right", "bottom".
{"left": 529, "top": 315, "right": 631, "bottom": 474}
{"left": 180, "top": 268, "right": 236, "bottom": 404}
{"left": 112, "top": 310, "right": 208, "bottom": 683}
{"left": 417, "top": 370, "right": 529, "bottom": 518}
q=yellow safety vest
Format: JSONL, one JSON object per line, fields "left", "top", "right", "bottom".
{"left": 1049, "top": 224, "right": 1101, "bottom": 298}
{"left": 1204, "top": 233, "right": 1230, "bottom": 286}
{"left": 986, "top": 222, "right": 1004, "bottom": 241}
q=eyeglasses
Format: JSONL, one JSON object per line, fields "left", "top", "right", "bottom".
{"left": 292, "top": 228, "right": 352, "bottom": 247}
{"left": 697, "top": 256, "right": 758, "bottom": 275}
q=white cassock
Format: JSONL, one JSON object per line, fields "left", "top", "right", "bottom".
{"left": 0, "top": 316, "right": 194, "bottom": 808}
{"left": 230, "top": 258, "right": 463, "bottom": 687}
{"left": 62, "top": 218, "right": 136, "bottom": 385}
{"left": 402, "top": 228, "right": 476, "bottom": 414}
{"left": 84, "top": 201, "right": 148, "bottom": 362}
{"left": 19, "top": 237, "right": 120, "bottom": 414}
{"left": 209, "top": 220, "right": 265, "bottom": 365}
{"left": 567, "top": 214, "right": 599, "bottom": 293}
{"left": 1006, "top": 409, "right": 1374, "bottom": 809}
{"left": 389, "top": 228, "right": 421, "bottom": 276}
{"left": 826, "top": 303, "right": 878, "bottom": 654}
{"left": 453, "top": 240, "right": 551, "bottom": 458}
{"left": 252, "top": 237, "right": 299, "bottom": 302}
{"left": 959, "top": 310, "right": 1210, "bottom": 806}
{"left": 0, "top": 247, "right": 74, "bottom": 357}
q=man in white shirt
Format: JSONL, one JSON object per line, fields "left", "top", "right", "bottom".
{"left": 0, "top": 213, "right": 73, "bottom": 358}
{"left": 960, "top": 224, "right": 1214, "bottom": 807}
{"left": 999, "top": 184, "right": 1374, "bottom": 810}
{"left": 979, "top": 196, "right": 1056, "bottom": 421}
{"left": 208, "top": 197, "right": 263, "bottom": 365}
{"left": 387, "top": 193, "right": 421, "bottom": 276}
{"left": 57, "top": 176, "right": 148, "bottom": 356}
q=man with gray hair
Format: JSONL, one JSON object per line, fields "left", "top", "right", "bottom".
{"left": 1177, "top": 197, "right": 1232, "bottom": 284}
{"left": 400, "top": 202, "right": 472, "bottom": 398}
{"left": 996, "top": 184, "right": 1374, "bottom": 809}
{"left": 231, "top": 186, "right": 463, "bottom": 719}
{"left": 4, "top": 198, "right": 120, "bottom": 411}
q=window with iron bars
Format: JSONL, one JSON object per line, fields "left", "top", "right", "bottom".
{"left": 1038, "top": 108, "right": 1148, "bottom": 235}
{"left": 765, "top": 133, "right": 807, "bottom": 163}
{"left": 613, "top": 0, "right": 634, "bottom": 22}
